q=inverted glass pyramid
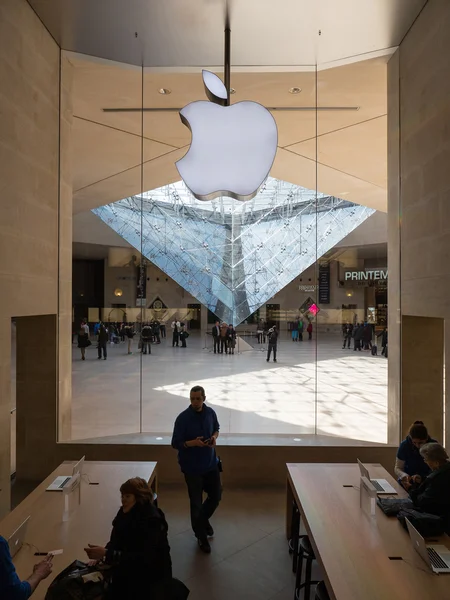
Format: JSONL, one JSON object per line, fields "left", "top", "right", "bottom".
{"left": 93, "top": 177, "right": 374, "bottom": 325}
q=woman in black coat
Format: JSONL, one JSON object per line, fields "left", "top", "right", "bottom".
{"left": 77, "top": 329, "right": 90, "bottom": 361}
{"left": 84, "top": 477, "right": 173, "bottom": 599}
{"left": 409, "top": 443, "right": 450, "bottom": 532}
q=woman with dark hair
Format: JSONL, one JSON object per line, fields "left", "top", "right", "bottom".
{"left": 395, "top": 421, "right": 438, "bottom": 489}
{"left": 84, "top": 477, "right": 173, "bottom": 599}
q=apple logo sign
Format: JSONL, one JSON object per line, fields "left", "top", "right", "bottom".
{"left": 176, "top": 70, "right": 278, "bottom": 202}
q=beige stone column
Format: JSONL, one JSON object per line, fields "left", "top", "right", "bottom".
{"left": 387, "top": 49, "right": 401, "bottom": 444}
{"left": 16, "top": 316, "right": 58, "bottom": 480}
{"left": 58, "top": 54, "right": 74, "bottom": 441}
{"left": 401, "top": 316, "right": 444, "bottom": 440}
{"left": 0, "top": 318, "right": 12, "bottom": 518}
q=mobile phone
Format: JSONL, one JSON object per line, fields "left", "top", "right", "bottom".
{"left": 203, "top": 438, "right": 211, "bottom": 444}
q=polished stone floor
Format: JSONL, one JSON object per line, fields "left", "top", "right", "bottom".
{"left": 71, "top": 332, "right": 388, "bottom": 443}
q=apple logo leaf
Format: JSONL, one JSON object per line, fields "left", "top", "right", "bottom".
{"left": 202, "top": 70, "right": 228, "bottom": 106}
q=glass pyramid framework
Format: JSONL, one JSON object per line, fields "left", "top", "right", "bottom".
{"left": 93, "top": 177, "right": 374, "bottom": 325}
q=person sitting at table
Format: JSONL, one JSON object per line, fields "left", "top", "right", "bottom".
{"left": 395, "top": 420, "right": 438, "bottom": 489}
{"left": 0, "top": 536, "right": 52, "bottom": 600}
{"left": 408, "top": 442, "right": 450, "bottom": 530}
{"left": 84, "top": 477, "right": 172, "bottom": 600}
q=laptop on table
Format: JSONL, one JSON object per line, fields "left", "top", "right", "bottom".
{"left": 357, "top": 459, "right": 397, "bottom": 495}
{"left": 406, "top": 518, "right": 450, "bottom": 574}
{"left": 8, "top": 516, "right": 30, "bottom": 558}
{"left": 46, "top": 456, "right": 85, "bottom": 492}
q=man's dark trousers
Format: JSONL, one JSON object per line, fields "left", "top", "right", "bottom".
{"left": 184, "top": 466, "right": 222, "bottom": 539}
{"left": 267, "top": 343, "right": 277, "bottom": 361}
{"left": 213, "top": 337, "right": 220, "bottom": 354}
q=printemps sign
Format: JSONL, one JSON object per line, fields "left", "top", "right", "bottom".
{"left": 342, "top": 269, "right": 387, "bottom": 287}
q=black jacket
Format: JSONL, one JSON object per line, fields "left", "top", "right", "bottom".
{"left": 409, "top": 462, "right": 450, "bottom": 527}
{"left": 105, "top": 502, "right": 172, "bottom": 600}
{"left": 212, "top": 325, "right": 220, "bottom": 338}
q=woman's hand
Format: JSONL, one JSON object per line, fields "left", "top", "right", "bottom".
{"left": 411, "top": 474, "right": 422, "bottom": 485}
{"left": 84, "top": 544, "right": 106, "bottom": 561}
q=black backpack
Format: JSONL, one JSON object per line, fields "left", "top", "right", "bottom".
{"left": 45, "top": 560, "right": 111, "bottom": 600}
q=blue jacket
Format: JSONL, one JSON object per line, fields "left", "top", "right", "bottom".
{"left": 397, "top": 436, "right": 438, "bottom": 478}
{"left": 171, "top": 405, "right": 220, "bottom": 475}
{"left": 0, "top": 536, "right": 31, "bottom": 600}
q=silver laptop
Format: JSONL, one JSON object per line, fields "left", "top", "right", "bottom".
{"left": 8, "top": 516, "right": 30, "bottom": 558}
{"left": 357, "top": 459, "right": 397, "bottom": 495}
{"left": 406, "top": 518, "right": 450, "bottom": 574}
{"left": 46, "top": 456, "right": 85, "bottom": 492}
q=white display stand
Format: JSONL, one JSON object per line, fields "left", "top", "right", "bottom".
{"left": 62, "top": 473, "right": 81, "bottom": 522}
{"left": 236, "top": 336, "right": 253, "bottom": 353}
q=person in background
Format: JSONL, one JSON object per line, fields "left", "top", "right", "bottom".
{"left": 297, "top": 319, "right": 304, "bottom": 342}
{"left": 362, "top": 322, "right": 373, "bottom": 351}
{"left": 227, "top": 324, "right": 236, "bottom": 355}
{"left": 84, "top": 478, "right": 173, "bottom": 599}
{"left": 119, "top": 323, "right": 126, "bottom": 343}
{"left": 171, "top": 319, "right": 180, "bottom": 348}
{"left": 408, "top": 443, "right": 450, "bottom": 531}
{"left": 94, "top": 321, "right": 101, "bottom": 338}
{"left": 97, "top": 323, "right": 108, "bottom": 360}
{"left": 140, "top": 323, "right": 152, "bottom": 355}
{"left": 179, "top": 323, "right": 189, "bottom": 348}
{"left": 159, "top": 320, "right": 166, "bottom": 339}
{"left": 266, "top": 325, "right": 278, "bottom": 363}
{"left": 125, "top": 324, "right": 134, "bottom": 355}
{"left": 219, "top": 322, "right": 228, "bottom": 354}
{"left": 77, "top": 326, "right": 90, "bottom": 361}
{"left": 377, "top": 326, "right": 388, "bottom": 357}
{"left": 353, "top": 323, "right": 363, "bottom": 351}
{"left": 257, "top": 320, "right": 265, "bottom": 344}
{"left": 81, "top": 319, "right": 90, "bottom": 336}
{"left": 171, "top": 386, "right": 221, "bottom": 554}
{"left": 211, "top": 321, "right": 220, "bottom": 354}
{"left": 307, "top": 321, "right": 313, "bottom": 341}
{"left": 0, "top": 539, "right": 52, "bottom": 600}
{"left": 395, "top": 421, "right": 438, "bottom": 490}
{"left": 291, "top": 321, "right": 298, "bottom": 342}
{"left": 342, "top": 322, "right": 353, "bottom": 349}
{"left": 152, "top": 321, "right": 161, "bottom": 344}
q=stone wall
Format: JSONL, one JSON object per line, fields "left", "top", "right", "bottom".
{"left": 0, "top": 0, "right": 60, "bottom": 517}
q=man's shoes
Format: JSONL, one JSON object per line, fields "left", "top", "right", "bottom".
{"left": 266, "top": 359, "right": 269, "bottom": 362}
{"left": 206, "top": 522, "right": 214, "bottom": 537}
{"left": 197, "top": 537, "right": 211, "bottom": 554}
{"left": 273, "top": 359, "right": 277, "bottom": 362}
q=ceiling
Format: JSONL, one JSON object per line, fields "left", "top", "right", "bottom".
{"left": 69, "top": 53, "right": 388, "bottom": 214}
{"left": 29, "top": 0, "right": 426, "bottom": 67}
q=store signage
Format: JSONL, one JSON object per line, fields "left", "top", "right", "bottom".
{"left": 319, "top": 264, "right": 330, "bottom": 304}
{"left": 176, "top": 70, "right": 278, "bottom": 201}
{"left": 344, "top": 269, "right": 387, "bottom": 281}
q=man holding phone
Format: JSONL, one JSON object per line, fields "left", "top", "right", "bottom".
{"left": 171, "top": 385, "right": 221, "bottom": 554}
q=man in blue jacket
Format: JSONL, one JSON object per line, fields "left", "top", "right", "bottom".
{"left": 171, "top": 385, "right": 221, "bottom": 554}
{"left": 0, "top": 536, "right": 52, "bottom": 599}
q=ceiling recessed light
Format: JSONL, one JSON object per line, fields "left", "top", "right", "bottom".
{"left": 230, "top": 88, "right": 236, "bottom": 94}
{"left": 289, "top": 87, "right": 302, "bottom": 94}
{"left": 158, "top": 88, "right": 171, "bottom": 95}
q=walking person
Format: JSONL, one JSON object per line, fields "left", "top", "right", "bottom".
{"left": 291, "top": 322, "right": 298, "bottom": 342}
{"left": 377, "top": 327, "right": 388, "bottom": 357}
{"left": 266, "top": 325, "right": 278, "bottom": 362}
{"left": 179, "top": 323, "right": 189, "bottom": 348}
{"left": 298, "top": 319, "right": 304, "bottom": 342}
{"left": 362, "top": 322, "right": 373, "bottom": 351}
{"left": 342, "top": 322, "right": 353, "bottom": 349}
{"left": 307, "top": 321, "right": 313, "bottom": 341}
{"left": 171, "top": 318, "right": 180, "bottom": 347}
{"left": 211, "top": 321, "right": 220, "bottom": 354}
{"left": 140, "top": 323, "right": 152, "bottom": 355}
{"left": 219, "top": 322, "right": 228, "bottom": 354}
{"left": 97, "top": 323, "right": 108, "bottom": 360}
{"left": 353, "top": 323, "right": 363, "bottom": 351}
{"left": 77, "top": 326, "right": 91, "bottom": 360}
{"left": 160, "top": 320, "right": 166, "bottom": 339}
{"left": 227, "top": 323, "right": 236, "bottom": 355}
{"left": 171, "top": 386, "right": 221, "bottom": 554}
{"left": 125, "top": 324, "right": 135, "bottom": 354}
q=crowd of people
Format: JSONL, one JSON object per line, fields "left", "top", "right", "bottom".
{"left": 342, "top": 322, "right": 388, "bottom": 356}
{"left": 211, "top": 321, "right": 237, "bottom": 354}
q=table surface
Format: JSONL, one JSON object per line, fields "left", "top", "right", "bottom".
{"left": 0, "top": 461, "right": 157, "bottom": 600}
{"left": 287, "top": 463, "right": 450, "bottom": 600}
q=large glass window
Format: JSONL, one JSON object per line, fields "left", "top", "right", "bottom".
{"left": 65, "top": 50, "right": 387, "bottom": 444}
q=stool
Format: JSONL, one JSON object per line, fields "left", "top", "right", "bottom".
{"left": 288, "top": 501, "right": 300, "bottom": 572}
{"left": 315, "top": 581, "right": 331, "bottom": 600}
{"left": 294, "top": 536, "right": 319, "bottom": 600}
